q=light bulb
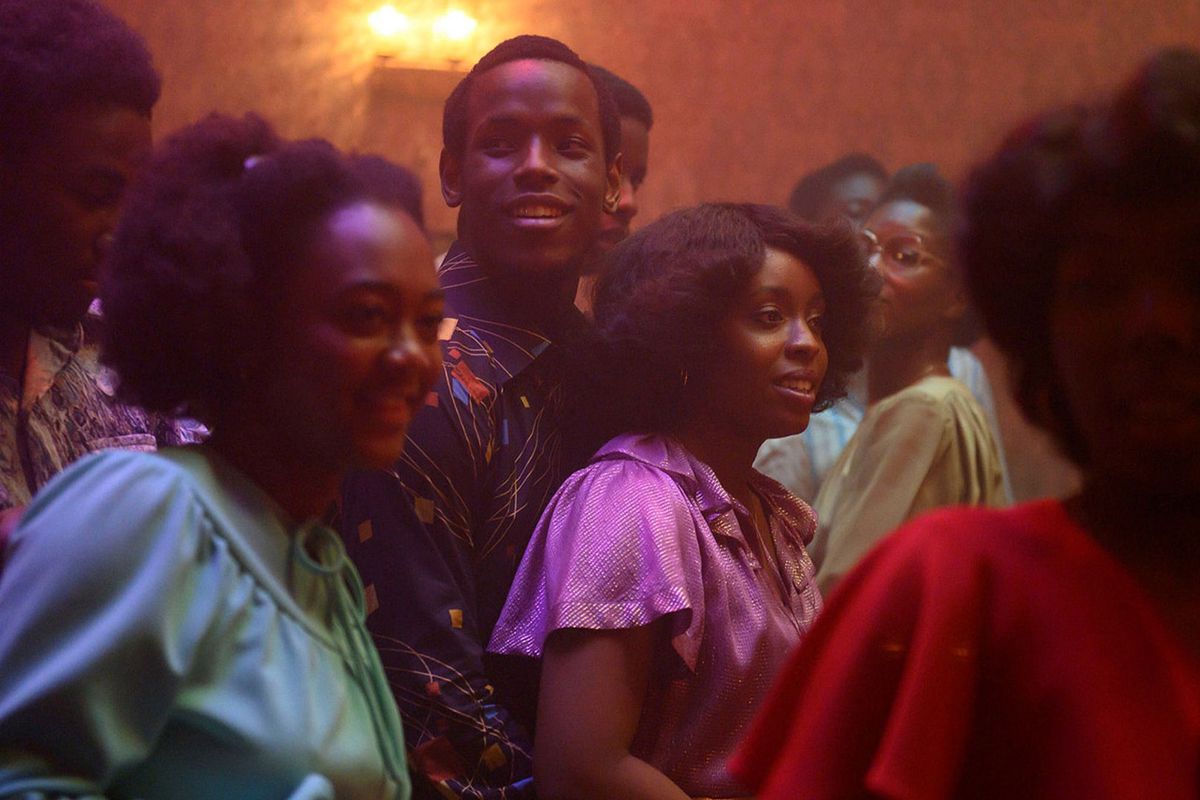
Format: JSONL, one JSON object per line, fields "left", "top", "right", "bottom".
{"left": 368, "top": 5, "right": 411, "bottom": 38}
{"left": 433, "top": 9, "right": 477, "bottom": 42}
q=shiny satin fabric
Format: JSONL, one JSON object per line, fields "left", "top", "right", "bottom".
{"left": 491, "top": 433, "right": 822, "bottom": 797}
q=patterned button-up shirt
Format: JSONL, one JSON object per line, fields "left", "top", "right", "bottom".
{"left": 338, "top": 243, "right": 590, "bottom": 800}
{"left": 1, "top": 315, "right": 201, "bottom": 512}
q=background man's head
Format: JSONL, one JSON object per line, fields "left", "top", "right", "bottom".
{"left": 788, "top": 153, "right": 888, "bottom": 226}
{"left": 0, "top": 0, "right": 160, "bottom": 328}
{"left": 439, "top": 35, "right": 621, "bottom": 279}
{"left": 589, "top": 64, "right": 653, "bottom": 252}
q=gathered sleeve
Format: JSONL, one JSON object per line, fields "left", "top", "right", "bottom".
{"left": 488, "top": 457, "right": 708, "bottom": 671}
{"left": 0, "top": 451, "right": 223, "bottom": 798}
{"left": 731, "top": 515, "right": 990, "bottom": 800}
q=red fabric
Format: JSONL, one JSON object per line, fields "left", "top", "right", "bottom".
{"left": 731, "top": 500, "right": 1200, "bottom": 799}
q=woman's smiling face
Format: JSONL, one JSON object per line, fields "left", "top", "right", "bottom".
{"left": 690, "top": 247, "right": 829, "bottom": 447}
{"left": 258, "top": 202, "right": 443, "bottom": 472}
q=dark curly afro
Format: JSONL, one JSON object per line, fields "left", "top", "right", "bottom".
{"left": 959, "top": 47, "right": 1200, "bottom": 466}
{"left": 0, "top": 0, "right": 159, "bottom": 154}
{"left": 101, "top": 113, "right": 389, "bottom": 424}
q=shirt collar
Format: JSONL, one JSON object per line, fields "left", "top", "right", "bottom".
{"left": 18, "top": 319, "right": 87, "bottom": 411}
{"left": 439, "top": 241, "right": 586, "bottom": 383}
{"left": 594, "top": 432, "right": 816, "bottom": 547}
{"left": 30, "top": 318, "right": 84, "bottom": 353}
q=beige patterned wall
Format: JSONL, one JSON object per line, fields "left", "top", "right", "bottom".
{"left": 103, "top": 0, "right": 1197, "bottom": 499}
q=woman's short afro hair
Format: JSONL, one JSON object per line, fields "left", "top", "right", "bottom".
{"left": 960, "top": 46, "right": 1200, "bottom": 465}
{"left": 877, "top": 162, "right": 959, "bottom": 239}
{"left": 0, "top": 0, "right": 160, "bottom": 154}
{"left": 101, "top": 113, "right": 385, "bottom": 423}
{"left": 349, "top": 153, "right": 426, "bottom": 232}
{"left": 576, "top": 203, "right": 877, "bottom": 441}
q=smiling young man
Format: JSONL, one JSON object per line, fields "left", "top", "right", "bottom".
{"left": 0, "top": 0, "right": 200, "bottom": 541}
{"left": 338, "top": 35, "right": 621, "bottom": 800}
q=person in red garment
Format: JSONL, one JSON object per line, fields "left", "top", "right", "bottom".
{"left": 732, "top": 47, "right": 1200, "bottom": 800}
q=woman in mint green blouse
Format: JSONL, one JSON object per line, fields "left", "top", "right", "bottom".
{"left": 0, "top": 114, "right": 444, "bottom": 799}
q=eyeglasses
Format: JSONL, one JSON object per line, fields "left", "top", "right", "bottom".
{"left": 860, "top": 228, "right": 946, "bottom": 275}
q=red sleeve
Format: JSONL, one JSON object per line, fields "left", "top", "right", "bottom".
{"left": 731, "top": 514, "right": 992, "bottom": 800}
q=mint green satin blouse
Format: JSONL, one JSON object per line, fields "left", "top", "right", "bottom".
{"left": 0, "top": 447, "right": 410, "bottom": 799}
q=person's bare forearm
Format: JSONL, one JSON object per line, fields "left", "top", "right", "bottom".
{"left": 603, "top": 754, "right": 692, "bottom": 800}
{"left": 536, "top": 624, "right": 690, "bottom": 800}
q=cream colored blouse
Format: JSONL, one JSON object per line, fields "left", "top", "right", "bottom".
{"left": 810, "top": 375, "right": 1006, "bottom": 594}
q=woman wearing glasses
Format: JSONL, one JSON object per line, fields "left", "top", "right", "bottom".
{"left": 807, "top": 164, "right": 1005, "bottom": 594}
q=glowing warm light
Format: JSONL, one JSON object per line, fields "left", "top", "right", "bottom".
{"left": 367, "top": 5, "right": 480, "bottom": 70}
{"left": 368, "top": 5, "right": 411, "bottom": 38}
{"left": 432, "top": 10, "right": 477, "bottom": 42}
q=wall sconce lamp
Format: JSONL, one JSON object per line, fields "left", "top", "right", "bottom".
{"left": 370, "top": 5, "right": 480, "bottom": 70}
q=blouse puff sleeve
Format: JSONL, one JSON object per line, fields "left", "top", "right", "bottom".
{"left": 0, "top": 451, "right": 224, "bottom": 799}
{"left": 489, "top": 457, "right": 708, "bottom": 672}
{"left": 731, "top": 514, "right": 990, "bottom": 800}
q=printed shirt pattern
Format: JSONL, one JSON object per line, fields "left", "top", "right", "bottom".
{"left": 1, "top": 316, "right": 202, "bottom": 511}
{"left": 337, "top": 243, "right": 588, "bottom": 800}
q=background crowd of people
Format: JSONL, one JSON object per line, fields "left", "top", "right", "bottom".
{"left": 0, "top": 1, "right": 1197, "bottom": 798}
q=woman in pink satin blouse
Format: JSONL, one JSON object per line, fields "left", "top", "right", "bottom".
{"left": 488, "top": 203, "right": 875, "bottom": 799}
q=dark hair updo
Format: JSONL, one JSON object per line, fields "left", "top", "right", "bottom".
{"left": 101, "top": 113, "right": 386, "bottom": 423}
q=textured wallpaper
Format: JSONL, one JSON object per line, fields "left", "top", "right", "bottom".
{"left": 105, "top": 0, "right": 1200, "bottom": 236}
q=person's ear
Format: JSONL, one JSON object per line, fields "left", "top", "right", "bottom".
{"left": 944, "top": 282, "right": 969, "bottom": 322}
{"left": 939, "top": 258, "right": 969, "bottom": 322}
{"left": 602, "top": 153, "right": 622, "bottom": 214}
{"left": 440, "top": 148, "right": 463, "bottom": 208}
